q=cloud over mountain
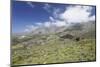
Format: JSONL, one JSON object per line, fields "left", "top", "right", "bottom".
{"left": 60, "top": 6, "right": 95, "bottom": 23}
{"left": 24, "top": 5, "right": 95, "bottom": 32}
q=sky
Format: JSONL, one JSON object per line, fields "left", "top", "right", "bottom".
{"left": 12, "top": 0, "right": 96, "bottom": 33}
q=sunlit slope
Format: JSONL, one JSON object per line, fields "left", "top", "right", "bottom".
{"left": 12, "top": 21, "right": 96, "bottom": 65}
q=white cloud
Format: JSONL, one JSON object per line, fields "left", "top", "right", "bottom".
{"left": 26, "top": 25, "right": 34, "bottom": 29}
{"left": 24, "top": 28, "right": 30, "bottom": 32}
{"left": 44, "top": 22, "right": 51, "bottom": 27}
{"left": 53, "top": 8, "right": 61, "bottom": 18}
{"left": 36, "top": 22, "right": 43, "bottom": 26}
{"left": 43, "top": 20, "right": 67, "bottom": 27}
{"left": 27, "top": 2, "right": 35, "bottom": 8}
{"left": 24, "top": 25, "right": 38, "bottom": 32}
{"left": 49, "top": 16, "right": 55, "bottom": 22}
{"left": 60, "top": 5, "right": 95, "bottom": 23}
{"left": 52, "top": 20, "right": 67, "bottom": 27}
{"left": 24, "top": 5, "right": 95, "bottom": 32}
{"left": 89, "top": 15, "right": 95, "bottom": 21}
{"left": 43, "top": 4, "right": 51, "bottom": 12}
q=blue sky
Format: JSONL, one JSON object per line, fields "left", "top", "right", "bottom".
{"left": 12, "top": 0, "right": 96, "bottom": 33}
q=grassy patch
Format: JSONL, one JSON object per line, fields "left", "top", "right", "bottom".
{"left": 12, "top": 38, "right": 96, "bottom": 65}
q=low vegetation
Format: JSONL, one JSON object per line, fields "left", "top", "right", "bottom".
{"left": 12, "top": 22, "right": 96, "bottom": 65}
{"left": 12, "top": 35, "right": 96, "bottom": 65}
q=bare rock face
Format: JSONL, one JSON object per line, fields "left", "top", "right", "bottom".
{"left": 59, "top": 33, "right": 84, "bottom": 42}
{"left": 60, "top": 34, "right": 74, "bottom": 39}
{"left": 74, "top": 37, "right": 80, "bottom": 41}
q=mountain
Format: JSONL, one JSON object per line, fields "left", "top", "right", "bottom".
{"left": 12, "top": 21, "right": 95, "bottom": 46}
{"left": 12, "top": 21, "right": 96, "bottom": 65}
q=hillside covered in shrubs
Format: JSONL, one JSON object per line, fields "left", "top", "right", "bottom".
{"left": 12, "top": 21, "right": 96, "bottom": 65}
